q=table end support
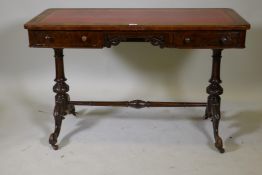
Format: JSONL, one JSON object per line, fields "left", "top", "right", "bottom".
{"left": 49, "top": 48, "right": 76, "bottom": 150}
{"left": 206, "top": 49, "right": 225, "bottom": 153}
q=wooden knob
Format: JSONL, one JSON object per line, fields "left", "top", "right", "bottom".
{"left": 82, "top": 36, "right": 87, "bottom": 42}
{"left": 45, "top": 35, "right": 51, "bottom": 40}
{"left": 184, "top": 37, "right": 191, "bottom": 44}
{"left": 220, "top": 37, "right": 229, "bottom": 45}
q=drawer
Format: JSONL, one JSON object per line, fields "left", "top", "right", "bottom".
{"left": 173, "top": 31, "right": 246, "bottom": 48}
{"left": 28, "top": 31, "right": 104, "bottom": 48}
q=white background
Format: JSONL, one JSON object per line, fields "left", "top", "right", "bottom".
{"left": 0, "top": 1, "right": 262, "bottom": 175}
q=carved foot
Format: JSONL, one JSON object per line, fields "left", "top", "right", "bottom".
{"left": 215, "top": 136, "right": 225, "bottom": 153}
{"left": 210, "top": 99, "right": 224, "bottom": 153}
{"left": 49, "top": 105, "right": 64, "bottom": 150}
{"left": 49, "top": 133, "right": 59, "bottom": 150}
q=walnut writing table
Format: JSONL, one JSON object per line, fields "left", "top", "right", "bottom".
{"left": 24, "top": 8, "right": 250, "bottom": 153}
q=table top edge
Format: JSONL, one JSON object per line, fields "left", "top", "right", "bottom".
{"left": 24, "top": 8, "right": 251, "bottom": 31}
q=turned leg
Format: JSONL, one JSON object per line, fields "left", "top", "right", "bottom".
{"left": 206, "top": 49, "right": 225, "bottom": 153}
{"left": 49, "top": 48, "right": 76, "bottom": 150}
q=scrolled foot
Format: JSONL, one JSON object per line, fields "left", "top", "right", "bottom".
{"left": 49, "top": 133, "right": 59, "bottom": 150}
{"left": 215, "top": 136, "right": 225, "bottom": 153}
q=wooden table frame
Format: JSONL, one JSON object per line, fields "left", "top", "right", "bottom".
{"left": 24, "top": 8, "right": 250, "bottom": 153}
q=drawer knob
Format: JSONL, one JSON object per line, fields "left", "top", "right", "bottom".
{"left": 82, "top": 36, "right": 87, "bottom": 42}
{"left": 220, "top": 37, "right": 229, "bottom": 45}
{"left": 45, "top": 35, "right": 52, "bottom": 40}
{"left": 184, "top": 37, "right": 191, "bottom": 44}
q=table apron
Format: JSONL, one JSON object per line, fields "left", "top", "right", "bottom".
{"left": 27, "top": 30, "right": 246, "bottom": 49}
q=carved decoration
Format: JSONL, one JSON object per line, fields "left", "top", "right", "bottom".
{"left": 204, "top": 49, "right": 225, "bottom": 153}
{"left": 49, "top": 48, "right": 76, "bottom": 150}
{"left": 145, "top": 36, "right": 165, "bottom": 48}
{"left": 104, "top": 35, "right": 165, "bottom": 48}
{"left": 206, "top": 82, "right": 223, "bottom": 95}
{"left": 128, "top": 100, "right": 150, "bottom": 109}
{"left": 53, "top": 81, "right": 69, "bottom": 94}
{"left": 104, "top": 36, "right": 122, "bottom": 47}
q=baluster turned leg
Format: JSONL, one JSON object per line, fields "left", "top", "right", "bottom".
{"left": 49, "top": 48, "right": 76, "bottom": 150}
{"left": 206, "top": 49, "right": 225, "bottom": 153}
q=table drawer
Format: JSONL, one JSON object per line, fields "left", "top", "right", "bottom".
{"left": 173, "top": 31, "right": 246, "bottom": 48}
{"left": 28, "top": 31, "right": 104, "bottom": 48}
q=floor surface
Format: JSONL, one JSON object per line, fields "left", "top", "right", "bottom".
{"left": 0, "top": 87, "right": 262, "bottom": 175}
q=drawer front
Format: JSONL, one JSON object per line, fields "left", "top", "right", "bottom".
{"left": 173, "top": 31, "right": 246, "bottom": 48}
{"left": 28, "top": 31, "right": 104, "bottom": 48}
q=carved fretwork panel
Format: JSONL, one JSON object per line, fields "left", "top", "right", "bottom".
{"left": 104, "top": 32, "right": 172, "bottom": 48}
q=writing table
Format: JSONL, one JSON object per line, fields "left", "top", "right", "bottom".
{"left": 24, "top": 8, "right": 250, "bottom": 153}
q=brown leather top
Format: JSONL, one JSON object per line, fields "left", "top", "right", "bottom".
{"left": 24, "top": 8, "right": 250, "bottom": 31}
